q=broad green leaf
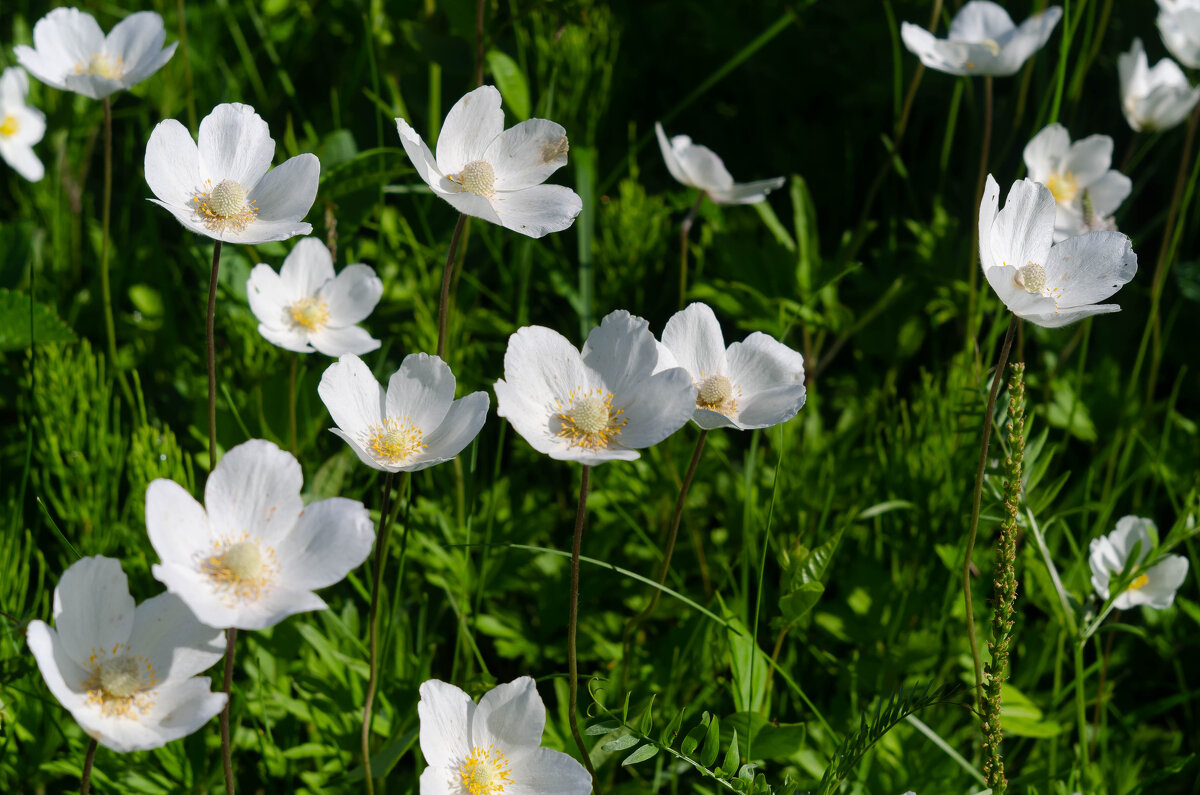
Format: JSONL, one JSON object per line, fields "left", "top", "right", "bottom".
{"left": 621, "top": 744, "right": 660, "bottom": 766}
{"left": 779, "top": 581, "right": 824, "bottom": 623}
{"left": 601, "top": 733, "right": 640, "bottom": 752}
{"left": 700, "top": 713, "right": 721, "bottom": 768}
{"left": 485, "top": 50, "right": 530, "bottom": 121}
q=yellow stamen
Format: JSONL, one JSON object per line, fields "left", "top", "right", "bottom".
{"left": 366, "top": 416, "right": 427, "bottom": 464}
{"left": 202, "top": 535, "right": 279, "bottom": 604}
{"left": 193, "top": 178, "right": 259, "bottom": 234}
{"left": 74, "top": 53, "right": 123, "bottom": 80}
{"left": 458, "top": 745, "right": 513, "bottom": 795}
{"left": 453, "top": 159, "right": 496, "bottom": 198}
{"left": 1046, "top": 171, "right": 1079, "bottom": 204}
{"left": 695, "top": 372, "right": 740, "bottom": 417}
{"left": 1014, "top": 263, "right": 1048, "bottom": 295}
{"left": 83, "top": 644, "right": 160, "bottom": 718}
{"left": 288, "top": 297, "right": 330, "bottom": 331}
{"left": 1129, "top": 573, "right": 1150, "bottom": 590}
{"left": 0, "top": 114, "right": 18, "bottom": 138}
{"left": 555, "top": 388, "right": 626, "bottom": 451}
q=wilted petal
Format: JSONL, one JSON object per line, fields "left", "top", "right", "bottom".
{"left": 486, "top": 118, "right": 570, "bottom": 191}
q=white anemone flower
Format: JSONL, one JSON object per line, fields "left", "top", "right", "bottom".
{"left": 0, "top": 67, "right": 46, "bottom": 182}
{"left": 1118, "top": 38, "right": 1200, "bottom": 133}
{"left": 146, "top": 439, "right": 374, "bottom": 630}
{"left": 26, "top": 556, "right": 226, "bottom": 752}
{"left": 247, "top": 237, "right": 382, "bottom": 356}
{"left": 494, "top": 309, "right": 695, "bottom": 466}
{"left": 145, "top": 103, "right": 319, "bottom": 244}
{"left": 395, "top": 85, "right": 581, "bottom": 238}
{"left": 418, "top": 677, "right": 592, "bottom": 795}
{"left": 15, "top": 8, "right": 177, "bottom": 100}
{"left": 1158, "top": 0, "right": 1200, "bottom": 70}
{"left": 655, "top": 122, "right": 785, "bottom": 204}
{"left": 900, "top": 1, "right": 1062, "bottom": 77}
{"left": 660, "top": 302, "right": 806, "bottom": 430}
{"left": 1089, "top": 516, "right": 1190, "bottom": 610}
{"left": 318, "top": 353, "right": 489, "bottom": 473}
{"left": 1024, "top": 124, "right": 1132, "bottom": 240}
{"left": 979, "top": 175, "right": 1137, "bottom": 328}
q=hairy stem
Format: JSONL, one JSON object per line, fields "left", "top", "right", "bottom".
{"left": 221, "top": 627, "right": 238, "bottom": 795}
{"left": 568, "top": 466, "right": 598, "bottom": 791}
{"left": 436, "top": 214, "right": 468, "bottom": 361}
{"left": 80, "top": 738, "right": 98, "bottom": 795}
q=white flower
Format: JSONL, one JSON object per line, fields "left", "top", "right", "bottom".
{"left": 418, "top": 677, "right": 591, "bottom": 795}
{"left": 979, "top": 175, "right": 1137, "bottom": 328}
{"left": 26, "top": 556, "right": 226, "bottom": 752}
{"left": 395, "top": 85, "right": 581, "bottom": 238}
{"left": 494, "top": 309, "right": 695, "bottom": 465}
{"left": 0, "top": 67, "right": 46, "bottom": 182}
{"left": 655, "top": 122, "right": 784, "bottom": 204}
{"left": 1024, "top": 124, "right": 1132, "bottom": 240}
{"left": 1119, "top": 38, "right": 1200, "bottom": 132}
{"left": 659, "top": 302, "right": 806, "bottom": 430}
{"left": 15, "top": 8, "right": 176, "bottom": 100}
{"left": 1158, "top": 0, "right": 1200, "bottom": 70}
{"left": 901, "top": 1, "right": 1062, "bottom": 77}
{"left": 318, "top": 353, "right": 489, "bottom": 473}
{"left": 1089, "top": 516, "right": 1189, "bottom": 610}
{"left": 145, "top": 103, "right": 319, "bottom": 244}
{"left": 146, "top": 439, "right": 374, "bottom": 630}
{"left": 247, "top": 238, "right": 382, "bottom": 356}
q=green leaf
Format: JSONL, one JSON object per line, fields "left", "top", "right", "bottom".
{"left": 700, "top": 713, "right": 721, "bottom": 768}
{"left": 485, "top": 50, "right": 530, "bottom": 121}
{"left": 621, "top": 743, "right": 660, "bottom": 766}
{"left": 681, "top": 714, "right": 709, "bottom": 756}
{"left": 639, "top": 693, "right": 656, "bottom": 735}
{"left": 0, "top": 289, "right": 75, "bottom": 351}
{"left": 601, "top": 733, "right": 640, "bottom": 752}
{"left": 718, "top": 728, "right": 740, "bottom": 776}
{"left": 585, "top": 720, "right": 621, "bottom": 736}
{"left": 779, "top": 581, "right": 825, "bottom": 623}
{"left": 660, "top": 709, "right": 685, "bottom": 747}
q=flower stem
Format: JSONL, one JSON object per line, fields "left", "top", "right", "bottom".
{"left": 207, "top": 241, "right": 224, "bottom": 468}
{"left": 620, "top": 429, "right": 708, "bottom": 683}
{"left": 362, "top": 471, "right": 403, "bottom": 794}
{"left": 568, "top": 465, "right": 598, "bottom": 791}
{"left": 1074, "top": 639, "right": 1090, "bottom": 777}
{"left": 80, "top": 738, "right": 97, "bottom": 795}
{"left": 967, "top": 76, "right": 994, "bottom": 343}
{"left": 220, "top": 626, "right": 238, "bottom": 795}
{"left": 678, "top": 193, "right": 705, "bottom": 309}
{"left": 1090, "top": 610, "right": 1120, "bottom": 759}
{"left": 99, "top": 97, "right": 132, "bottom": 408}
{"left": 964, "top": 315, "right": 1018, "bottom": 711}
{"left": 436, "top": 214, "right": 468, "bottom": 361}
{"left": 288, "top": 353, "right": 299, "bottom": 455}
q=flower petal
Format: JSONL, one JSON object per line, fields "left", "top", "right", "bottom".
{"left": 1044, "top": 230, "right": 1137, "bottom": 309}
{"left": 581, "top": 310, "right": 660, "bottom": 398}
{"left": 145, "top": 119, "right": 201, "bottom": 208}
{"left": 233, "top": 218, "right": 314, "bottom": 245}
{"left": 1138, "top": 555, "right": 1190, "bottom": 608}
{"left": 655, "top": 123, "right": 693, "bottom": 188}
{"left": 438, "top": 189, "right": 505, "bottom": 226}
{"left": 249, "top": 153, "right": 319, "bottom": 223}
{"left": 472, "top": 677, "right": 546, "bottom": 757}
{"left": 258, "top": 322, "right": 316, "bottom": 354}
{"left": 386, "top": 353, "right": 457, "bottom": 434}
{"left": 1085, "top": 170, "right": 1132, "bottom": 217}
{"left": 396, "top": 117, "right": 447, "bottom": 190}
{"left": 415, "top": 392, "right": 490, "bottom": 469}
{"left": 318, "top": 354, "right": 387, "bottom": 440}
{"left": 495, "top": 325, "right": 593, "bottom": 457}
{"left": 246, "top": 263, "right": 291, "bottom": 330}
{"left": 900, "top": 23, "right": 976, "bottom": 76}
{"left": 673, "top": 139, "right": 734, "bottom": 193}
{"left": 418, "top": 679, "right": 476, "bottom": 768}
{"left": 138, "top": 677, "right": 227, "bottom": 749}
{"left": 146, "top": 479, "right": 213, "bottom": 571}
{"left": 511, "top": 746, "right": 593, "bottom": 794}
{"left": 308, "top": 325, "right": 381, "bottom": 357}
{"left": 492, "top": 184, "right": 582, "bottom": 238}
{"left": 198, "top": 103, "right": 275, "bottom": 188}
{"left": 128, "top": 592, "right": 224, "bottom": 684}
{"left": 319, "top": 263, "right": 382, "bottom": 326}
{"left": 27, "top": 620, "right": 90, "bottom": 706}
{"left": 27, "top": 8, "right": 105, "bottom": 89}
{"left": 104, "top": 11, "right": 173, "bottom": 86}
{"left": 708, "top": 177, "right": 786, "bottom": 205}
{"left": 436, "top": 85, "right": 505, "bottom": 175}
{"left": 485, "top": 118, "right": 570, "bottom": 191}
{"left": 0, "top": 139, "right": 45, "bottom": 182}
{"left": 1023, "top": 124, "right": 1070, "bottom": 183}
{"left": 53, "top": 556, "right": 135, "bottom": 668}
{"left": 994, "top": 6, "right": 1062, "bottom": 76}
{"left": 614, "top": 367, "right": 696, "bottom": 450}
{"left": 988, "top": 178, "right": 1059, "bottom": 314}
{"left": 1063, "top": 134, "right": 1114, "bottom": 190}
{"left": 276, "top": 497, "right": 373, "bottom": 590}
{"left": 661, "top": 303, "right": 727, "bottom": 383}
{"left": 948, "top": 1, "right": 1015, "bottom": 43}
{"left": 1022, "top": 304, "right": 1122, "bottom": 329}
{"left": 726, "top": 332, "right": 806, "bottom": 429}
{"left": 203, "top": 439, "right": 304, "bottom": 548}
{"left": 279, "top": 237, "right": 336, "bottom": 302}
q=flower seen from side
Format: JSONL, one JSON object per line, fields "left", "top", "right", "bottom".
{"left": 146, "top": 439, "right": 374, "bottom": 630}
{"left": 659, "top": 302, "right": 806, "bottom": 430}
{"left": 318, "top": 353, "right": 489, "bottom": 473}
{"left": 418, "top": 677, "right": 592, "bottom": 795}
{"left": 247, "top": 237, "right": 383, "bottom": 356}
{"left": 26, "top": 556, "right": 226, "bottom": 752}
{"left": 15, "top": 8, "right": 177, "bottom": 100}
{"left": 1118, "top": 37, "right": 1200, "bottom": 133}
{"left": 1024, "top": 123, "right": 1132, "bottom": 240}
{"left": 1157, "top": 0, "right": 1200, "bottom": 70}
{"left": 979, "top": 175, "right": 1137, "bottom": 328}
{"left": 900, "top": 1, "right": 1062, "bottom": 77}
{"left": 494, "top": 309, "right": 695, "bottom": 465}
{"left": 1089, "top": 516, "right": 1189, "bottom": 610}
{"left": 655, "top": 122, "right": 784, "bottom": 204}
{"left": 395, "top": 85, "right": 581, "bottom": 238}
{"left": 145, "top": 103, "right": 319, "bottom": 244}
{"left": 0, "top": 67, "right": 46, "bottom": 182}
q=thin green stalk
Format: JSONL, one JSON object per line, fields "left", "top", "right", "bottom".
{"left": 568, "top": 466, "right": 598, "bottom": 792}
{"left": 80, "top": 738, "right": 98, "bottom": 795}
{"left": 99, "top": 98, "right": 132, "bottom": 407}
{"left": 964, "top": 316, "right": 1018, "bottom": 710}
{"left": 176, "top": 0, "right": 196, "bottom": 131}
{"left": 221, "top": 627, "right": 238, "bottom": 795}
{"left": 207, "top": 241, "right": 224, "bottom": 468}
{"left": 966, "top": 76, "right": 993, "bottom": 342}
{"left": 678, "top": 193, "right": 705, "bottom": 309}
{"left": 436, "top": 214, "right": 467, "bottom": 361}
{"left": 1074, "top": 639, "right": 1090, "bottom": 777}
{"left": 362, "top": 471, "right": 402, "bottom": 794}
{"left": 288, "top": 353, "right": 299, "bottom": 455}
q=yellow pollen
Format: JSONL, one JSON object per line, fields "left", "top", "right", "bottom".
{"left": 0, "top": 114, "right": 18, "bottom": 137}
{"left": 193, "top": 178, "right": 259, "bottom": 234}
{"left": 981, "top": 38, "right": 1001, "bottom": 57}
{"left": 458, "top": 745, "right": 513, "bottom": 795}
{"left": 98, "top": 655, "right": 144, "bottom": 699}
{"left": 288, "top": 297, "right": 330, "bottom": 331}
{"left": 202, "top": 536, "right": 278, "bottom": 603}
{"left": 84, "top": 645, "right": 159, "bottom": 718}
{"left": 75, "top": 53, "right": 124, "bottom": 80}
{"left": 1014, "top": 263, "right": 1048, "bottom": 295}
{"left": 366, "top": 417, "right": 427, "bottom": 464}
{"left": 555, "top": 388, "right": 626, "bottom": 451}
{"left": 1046, "top": 171, "right": 1079, "bottom": 204}
{"left": 455, "top": 159, "right": 496, "bottom": 197}
{"left": 1129, "top": 573, "right": 1150, "bottom": 590}
{"left": 698, "top": 374, "right": 733, "bottom": 407}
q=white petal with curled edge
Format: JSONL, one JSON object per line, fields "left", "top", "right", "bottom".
{"left": 948, "top": 1, "right": 1015, "bottom": 43}
{"left": 27, "top": 620, "right": 90, "bottom": 709}
{"left": 515, "top": 747, "right": 594, "bottom": 793}
{"left": 439, "top": 189, "right": 504, "bottom": 226}
{"left": 249, "top": 153, "right": 320, "bottom": 225}
{"left": 279, "top": 237, "right": 336, "bottom": 303}
{"left": 395, "top": 117, "right": 447, "bottom": 191}
{"left": 1044, "top": 231, "right": 1137, "bottom": 309}
{"left": 320, "top": 263, "right": 383, "bottom": 326}
{"left": 993, "top": 6, "right": 1062, "bottom": 76}
{"left": 988, "top": 179, "right": 1059, "bottom": 313}
{"left": 1139, "top": 556, "right": 1190, "bottom": 608}
{"left": 386, "top": 353, "right": 457, "bottom": 435}
{"left": 436, "top": 85, "right": 505, "bottom": 175}
{"left": 581, "top": 310, "right": 659, "bottom": 400}
{"left": 53, "top": 556, "right": 135, "bottom": 668}
{"left": 655, "top": 122, "right": 692, "bottom": 187}
{"left": 661, "top": 303, "right": 728, "bottom": 383}
{"left": 1085, "top": 171, "right": 1132, "bottom": 217}
{"left": 275, "top": 497, "right": 373, "bottom": 591}
{"left": 709, "top": 177, "right": 786, "bottom": 205}
{"left": 246, "top": 263, "right": 291, "bottom": 330}
{"left": 309, "top": 325, "right": 380, "bottom": 357}
{"left": 1063, "top": 135, "right": 1114, "bottom": 189}
{"left": 613, "top": 367, "right": 696, "bottom": 450}
{"left": 259, "top": 322, "right": 315, "bottom": 353}
{"left": 901, "top": 23, "right": 973, "bottom": 75}
{"left": 471, "top": 676, "right": 546, "bottom": 756}
{"left": 493, "top": 184, "right": 582, "bottom": 238}
{"left": 418, "top": 392, "right": 490, "bottom": 469}
{"left": 674, "top": 140, "right": 734, "bottom": 193}
{"left": 1, "top": 139, "right": 45, "bottom": 182}
{"left": 1023, "top": 304, "right": 1121, "bottom": 329}
{"left": 198, "top": 103, "right": 274, "bottom": 189}
{"left": 486, "top": 118, "right": 570, "bottom": 191}
{"left": 726, "top": 332, "right": 807, "bottom": 429}
{"left": 105, "top": 12, "right": 170, "bottom": 85}
{"left": 138, "top": 677, "right": 227, "bottom": 749}
{"left": 203, "top": 439, "right": 304, "bottom": 548}
{"left": 145, "top": 119, "right": 201, "bottom": 208}
{"left": 128, "top": 592, "right": 224, "bottom": 684}
{"left": 318, "top": 354, "right": 387, "bottom": 440}
{"left": 1023, "top": 124, "right": 1070, "bottom": 182}
{"left": 418, "top": 679, "right": 475, "bottom": 768}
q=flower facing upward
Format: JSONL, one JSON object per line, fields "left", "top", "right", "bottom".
{"left": 26, "top": 556, "right": 226, "bottom": 752}
{"left": 15, "top": 8, "right": 177, "bottom": 100}
{"left": 247, "top": 238, "right": 383, "bottom": 356}
{"left": 901, "top": 1, "right": 1062, "bottom": 77}
{"left": 0, "top": 67, "right": 46, "bottom": 182}
{"left": 1024, "top": 124, "right": 1132, "bottom": 240}
{"left": 145, "top": 103, "right": 319, "bottom": 244}
{"left": 494, "top": 310, "right": 695, "bottom": 465}
{"left": 395, "top": 85, "right": 581, "bottom": 238}
{"left": 1089, "top": 516, "right": 1189, "bottom": 610}
{"left": 979, "top": 175, "right": 1137, "bottom": 328}
{"left": 655, "top": 122, "right": 785, "bottom": 204}
{"left": 418, "top": 677, "right": 591, "bottom": 795}
{"left": 146, "top": 439, "right": 374, "bottom": 630}
{"left": 1118, "top": 38, "right": 1200, "bottom": 133}
{"left": 659, "top": 303, "right": 806, "bottom": 430}
{"left": 318, "top": 353, "right": 489, "bottom": 473}
{"left": 1158, "top": 0, "right": 1200, "bottom": 70}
